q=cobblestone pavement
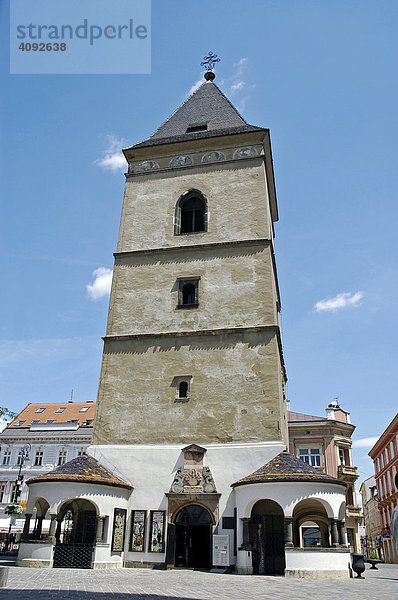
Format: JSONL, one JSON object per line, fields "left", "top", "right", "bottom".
{"left": 0, "top": 563, "right": 396, "bottom": 600}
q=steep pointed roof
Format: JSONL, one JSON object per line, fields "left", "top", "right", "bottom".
{"left": 27, "top": 454, "right": 132, "bottom": 490}
{"left": 232, "top": 451, "right": 346, "bottom": 488}
{"left": 128, "top": 79, "right": 263, "bottom": 150}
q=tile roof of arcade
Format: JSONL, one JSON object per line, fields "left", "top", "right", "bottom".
{"left": 232, "top": 451, "right": 346, "bottom": 488}
{"left": 27, "top": 454, "right": 132, "bottom": 490}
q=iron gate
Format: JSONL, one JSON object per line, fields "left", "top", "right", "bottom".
{"left": 53, "top": 543, "right": 94, "bottom": 569}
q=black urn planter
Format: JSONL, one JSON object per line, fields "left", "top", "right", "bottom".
{"left": 351, "top": 553, "right": 365, "bottom": 578}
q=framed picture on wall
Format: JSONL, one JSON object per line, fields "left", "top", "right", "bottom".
{"left": 111, "top": 508, "right": 127, "bottom": 552}
{"left": 149, "top": 510, "right": 165, "bottom": 552}
{"left": 130, "top": 510, "right": 147, "bottom": 552}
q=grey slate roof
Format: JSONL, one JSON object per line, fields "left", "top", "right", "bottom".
{"left": 127, "top": 79, "right": 263, "bottom": 150}
{"left": 0, "top": 427, "right": 93, "bottom": 440}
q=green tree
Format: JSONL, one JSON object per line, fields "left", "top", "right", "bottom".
{"left": 0, "top": 407, "right": 17, "bottom": 420}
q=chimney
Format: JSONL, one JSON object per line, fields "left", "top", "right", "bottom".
{"left": 326, "top": 399, "right": 340, "bottom": 420}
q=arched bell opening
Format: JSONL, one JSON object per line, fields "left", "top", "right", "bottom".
{"left": 174, "top": 190, "right": 208, "bottom": 235}
{"left": 173, "top": 504, "right": 213, "bottom": 569}
{"left": 53, "top": 498, "right": 98, "bottom": 569}
{"left": 249, "top": 499, "right": 285, "bottom": 575}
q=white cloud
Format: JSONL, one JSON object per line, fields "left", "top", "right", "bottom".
{"left": 352, "top": 437, "right": 379, "bottom": 448}
{"left": 86, "top": 267, "right": 113, "bottom": 300}
{"left": 230, "top": 80, "right": 245, "bottom": 94}
{"left": 314, "top": 291, "right": 364, "bottom": 313}
{"left": 94, "top": 135, "right": 127, "bottom": 172}
{"left": 188, "top": 78, "right": 203, "bottom": 96}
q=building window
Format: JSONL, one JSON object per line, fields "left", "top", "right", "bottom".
{"left": 35, "top": 407, "right": 46, "bottom": 413}
{"left": 346, "top": 486, "right": 354, "bottom": 506}
{"left": 31, "top": 420, "right": 39, "bottom": 424}
{"left": 79, "top": 407, "right": 89, "bottom": 412}
{"left": 34, "top": 450, "right": 43, "bottom": 466}
{"left": 58, "top": 450, "right": 67, "bottom": 466}
{"left": 10, "top": 483, "right": 19, "bottom": 504}
{"left": 77, "top": 449, "right": 85, "bottom": 456}
{"left": 46, "top": 420, "right": 54, "bottom": 423}
{"left": 179, "top": 381, "right": 188, "bottom": 398}
{"left": 299, "top": 448, "right": 321, "bottom": 467}
{"left": 17, "top": 451, "right": 24, "bottom": 466}
{"left": 2, "top": 451, "right": 11, "bottom": 466}
{"left": 339, "top": 447, "right": 345, "bottom": 465}
{"left": 174, "top": 190, "right": 207, "bottom": 235}
{"left": 56, "top": 407, "right": 65, "bottom": 413}
{"left": 174, "top": 376, "right": 192, "bottom": 402}
{"left": 0, "top": 483, "right": 6, "bottom": 503}
{"left": 15, "top": 420, "right": 25, "bottom": 427}
{"left": 177, "top": 278, "right": 199, "bottom": 309}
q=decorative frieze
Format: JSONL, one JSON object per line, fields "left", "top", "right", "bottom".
{"left": 201, "top": 150, "right": 226, "bottom": 163}
{"left": 169, "top": 155, "right": 192, "bottom": 168}
{"left": 233, "top": 146, "right": 258, "bottom": 159}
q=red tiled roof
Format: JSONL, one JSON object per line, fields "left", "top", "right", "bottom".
{"left": 9, "top": 402, "right": 96, "bottom": 428}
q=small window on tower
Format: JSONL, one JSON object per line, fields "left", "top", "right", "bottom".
{"left": 179, "top": 381, "right": 188, "bottom": 398}
{"left": 186, "top": 123, "right": 208, "bottom": 133}
{"left": 177, "top": 278, "right": 199, "bottom": 309}
{"left": 174, "top": 376, "right": 192, "bottom": 402}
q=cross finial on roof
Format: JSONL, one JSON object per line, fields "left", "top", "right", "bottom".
{"left": 201, "top": 52, "right": 220, "bottom": 81}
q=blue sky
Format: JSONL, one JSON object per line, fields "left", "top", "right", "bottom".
{"left": 1, "top": 1, "right": 397, "bottom": 486}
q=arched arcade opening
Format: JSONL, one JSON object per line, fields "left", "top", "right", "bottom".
{"left": 249, "top": 499, "right": 285, "bottom": 575}
{"left": 53, "top": 498, "right": 98, "bottom": 569}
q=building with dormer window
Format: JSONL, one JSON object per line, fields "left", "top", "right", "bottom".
{"left": 0, "top": 401, "right": 95, "bottom": 544}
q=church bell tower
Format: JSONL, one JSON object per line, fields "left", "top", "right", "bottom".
{"left": 93, "top": 62, "right": 288, "bottom": 449}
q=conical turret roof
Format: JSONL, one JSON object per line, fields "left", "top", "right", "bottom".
{"left": 27, "top": 454, "right": 132, "bottom": 490}
{"left": 232, "top": 451, "right": 346, "bottom": 488}
{"left": 128, "top": 79, "right": 263, "bottom": 150}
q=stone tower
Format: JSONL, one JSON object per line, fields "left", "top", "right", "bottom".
{"left": 93, "top": 72, "right": 288, "bottom": 449}
{"left": 20, "top": 66, "right": 348, "bottom": 576}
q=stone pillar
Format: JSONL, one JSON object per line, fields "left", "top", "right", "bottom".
{"left": 284, "top": 517, "right": 294, "bottom": 547}
{"left": 337, "top": 521, "right": 347, "bottom": 546}
{"left": 35, "top": 516, "right": 44, "bottom": 539}
{"left": 240, "top": 517, "right": 251, "bottom": 550}
{"left": 48, "top": 514, "right": 57, "bottom": 540}
{"left": 21, "top": 513, "right": 32, "bottom": 540}
{"left": 96, "top": 516, "right": 105, "bottom": 543}
{"left": 330, "top": 519, "right": 339, "bottom": 547}
{"left": 55, "top": 519, "right": 62, "bottom": 543}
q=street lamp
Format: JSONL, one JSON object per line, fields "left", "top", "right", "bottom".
{"left": 14, "top": 443, "right": 31, "bottom": 503}
{"left": 4, "top": 443, "right": 31, "bottom": 550}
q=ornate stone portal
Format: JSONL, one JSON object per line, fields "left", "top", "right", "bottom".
{"left": 167, "top": 445, "right": 219, "bottom": 523}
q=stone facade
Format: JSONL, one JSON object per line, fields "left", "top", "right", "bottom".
{"left": 93, "top": 129, "right": 287, "bottom": 447}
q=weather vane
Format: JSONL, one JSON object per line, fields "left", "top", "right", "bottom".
{"left": 201, "top": 51, "right": 220, "bottom": 72}
{"left": 201, "top": 52, "right": 220, "bottom": 81}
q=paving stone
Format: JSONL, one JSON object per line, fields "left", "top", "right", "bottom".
{"left": 0, "top": 563, "right": 396, "bottom": 599}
